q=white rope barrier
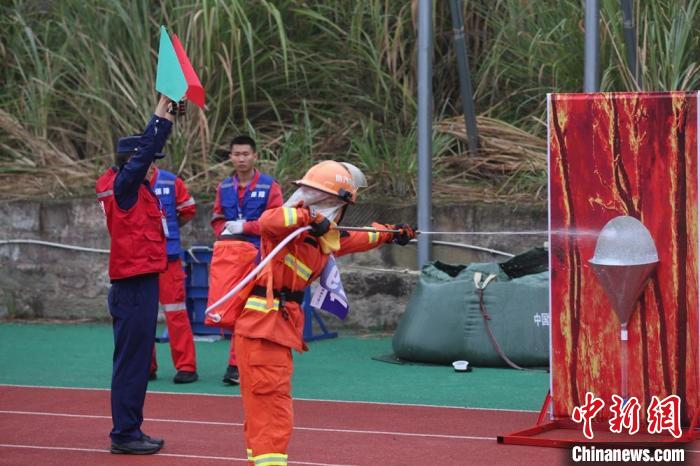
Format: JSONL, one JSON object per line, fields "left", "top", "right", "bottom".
{"left": 0, "top": 239, "right": 109, "bottom": 254}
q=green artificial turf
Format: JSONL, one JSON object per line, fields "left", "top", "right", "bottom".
{"left": 0, "top": 322, "right": 548, "bottom": 411}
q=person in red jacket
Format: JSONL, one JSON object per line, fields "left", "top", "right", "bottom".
{"left": 210, "top": 135, "right": 283, "bottom": 385}
{"left": 233, "top": 160, "right": 415, "bottom": 466}
{"left": 147, "top": 164, "right": 198, "bottom": 384}
{"left": 95, "top": 95, "right": 179, "bottom": 455}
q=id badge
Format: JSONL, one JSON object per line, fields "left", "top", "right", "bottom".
{"left": 161, "top": 216, "right": 170, "bottom": 238}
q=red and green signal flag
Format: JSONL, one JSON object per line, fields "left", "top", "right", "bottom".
{"left": 155, "top": 26, "right": 205, "bottom": 108}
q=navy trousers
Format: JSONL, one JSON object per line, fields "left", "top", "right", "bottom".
{"left": 108, "top": 273, "right": 159, "bottom": 443}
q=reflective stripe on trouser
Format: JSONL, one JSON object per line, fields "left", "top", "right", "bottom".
{"left": 252, "top": 453, "right": 288, "bottom": 465}
{"left": 151, "top": 259, "right": 197, "bottom": 372}
{"left": 236, "top": 334, "right": 293, "bottom": 466}
{"left": 163, "top": 310, "right": 197, "bottom": 371}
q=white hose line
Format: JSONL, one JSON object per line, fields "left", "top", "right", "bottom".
{"left": 0, "top": 237, "right": 516, "bottom": 260}
{"left": 205, "top": 226, "right": 519, "bottom": 320}
{"left": 338, "top": 227, "right": 547, "bottom": 237}
{"left": 417, "top": 230, "right": 548, "bottom": 236}
{"left": 204, "top": 226, "right": 312, "bottom": 318}
{"left": 0, "top": 239, "right": 109, "bottom": 254}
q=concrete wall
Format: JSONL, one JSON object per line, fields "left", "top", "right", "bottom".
{"left": 0, "top": 198, "right": 546, "bottom": 330}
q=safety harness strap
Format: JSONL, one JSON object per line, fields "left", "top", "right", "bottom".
{"left": 251, "top": 285, "right": 305, "bottom": 304}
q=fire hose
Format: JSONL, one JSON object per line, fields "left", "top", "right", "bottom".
{"left": 204, "top": 226, "right": 546, "bottom": 316}
{"left": 1, "top": 227, "right": 546, "bottom": 318}
{"left": 0, "top": 227, "right": 546, "bottom": 257}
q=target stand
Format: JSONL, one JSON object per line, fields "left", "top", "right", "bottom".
{"left": 499, "top": 91, "right": 700, "bottom": 448}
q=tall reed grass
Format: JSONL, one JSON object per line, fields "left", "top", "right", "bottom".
{"left": 0, "top": 0, "right": 697, "bottom": 201}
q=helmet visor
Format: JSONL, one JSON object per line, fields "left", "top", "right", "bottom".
{"left": 284, "top": 187, "right": 347, "bottom": 222}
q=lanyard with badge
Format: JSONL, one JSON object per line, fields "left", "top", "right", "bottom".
{"left": 232, "top": 173, "right": 256, "bottom": 220}
{"left": 154, "top": 169, "right": 170, "bottom": 238}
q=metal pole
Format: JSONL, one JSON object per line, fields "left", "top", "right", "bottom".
{"left": 583, "top": 0, "right": 600, "bottom": 92}
{"left": 416, "top": 0, "right": 433, "bottom": 268}
{"left": 448, "top": 0, "right": 479, "bottom": 155}
{"left": 620, "top": 0, "right": 639, "bottom": 86}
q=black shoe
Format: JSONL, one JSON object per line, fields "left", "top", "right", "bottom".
{"left": 222, "top": 365, "right": 240, "bottom": 385}
{"left": 173, "top": 370, "right": 198, "bottom": 384}
{"left": 110, "top": 438, "right": 161, "bottom": 455}
{"left": 148, "top": 371, "right": 157, "bottom": 381}
{"left": 141, "top": 434, "right": 165, "bottom": 447}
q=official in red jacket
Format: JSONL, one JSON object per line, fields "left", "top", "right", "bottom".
{"left": 95, "top": 95, "right": 177, "bottom": 455}
{"left": 147, "top": 165, "right": 198, "bottom": 383}
{"left": 234, "top": 161, "right": 415, "bottom": 466}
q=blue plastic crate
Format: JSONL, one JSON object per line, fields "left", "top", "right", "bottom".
{"left": 188, "top": 298, "right": 206, "bottom": 324}
{"left": 158, "top": 245, "right": 229, "bottom": 340}
{"left": 184, "top": 246, "right": 212, "bottom": 289}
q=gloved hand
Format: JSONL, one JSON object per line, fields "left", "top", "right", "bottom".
{"left": 167, "top": 99, "right": 187, "bottom": 116}
{"left": 390, "top": 224, "right": 417, "bottom": 246}
{"left": 309, "top": 212, "right": 331, "bottom": 237}
{"left": 223, "top": 220, "right": 245, "bottom": 235}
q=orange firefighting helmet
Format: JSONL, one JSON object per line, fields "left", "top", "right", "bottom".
{"left": 294, "top": 160, "right": 360, "bottom": 204}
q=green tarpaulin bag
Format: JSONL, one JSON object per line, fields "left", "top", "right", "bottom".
{"left": 391, "top": 257, "right": 549, "bottom": 367}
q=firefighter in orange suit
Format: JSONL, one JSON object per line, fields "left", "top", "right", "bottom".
{"left": 233, "top": 160, "right": 416, "bottom": 466}
{"left": 147, "top": 164, "right": 198, "bottom": 384}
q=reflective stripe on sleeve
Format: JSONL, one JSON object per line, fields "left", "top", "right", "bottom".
{"left": 283, "top": 254, "right": 312, "bottom": 281}
{"left": 247, "top": 449, "right": 253, "bottom": 462}
{"left": 177, "top": 198, "right": 195, "bottom": 209}
{"left": 368, "top": 231, "right": 380, "bottom": 243}
{"left": 96, "top": 190, "right": 113, "bottom": 199}
{"left": 244, "top": 296, "right": 280, "bottom": 313}
{"left": 282, "top": 208, "right": 298, "bottom": 226}
{"left": 160, "top": 302, "right": 187, "bottom": 312}
{"left": 159, "top": 179, "right": 176, "bottom": 185}
{"left": 253, "top": 452, "right": 288, "bottom": 466}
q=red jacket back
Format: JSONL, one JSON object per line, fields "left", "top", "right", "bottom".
{"left": 96, "top": 167, "right": 167, "bottom": 280}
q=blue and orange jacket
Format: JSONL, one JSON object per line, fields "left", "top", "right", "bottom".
{"left": 210, "top": 170, "right": 283, "bottom": 247}
{"left": 150, "top": 168, "right": 196, "bottom": 258}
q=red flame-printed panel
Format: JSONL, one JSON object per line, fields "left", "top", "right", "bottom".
{"left": 548, "top": 92, "right": 698, "bottom": 424}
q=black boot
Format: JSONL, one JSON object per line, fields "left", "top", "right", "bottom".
{"left": 222, "top": 365, "right": 240, "bottom": 385}
{"left": 141, "top": 434, "right": 165, "bottom": 447}
{"left": 110, "top": 438, "right": 161, "bottom": 455}
{"left": 173, "top": 370, "right": 198, "bottom": 384}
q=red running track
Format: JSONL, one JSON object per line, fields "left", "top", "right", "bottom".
{"left": 0, "top": 385, "right": 695, "bottom": 465}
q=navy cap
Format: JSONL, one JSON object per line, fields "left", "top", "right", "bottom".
{"left": 116, "top": 135, "right": 141, "bottom": 154}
